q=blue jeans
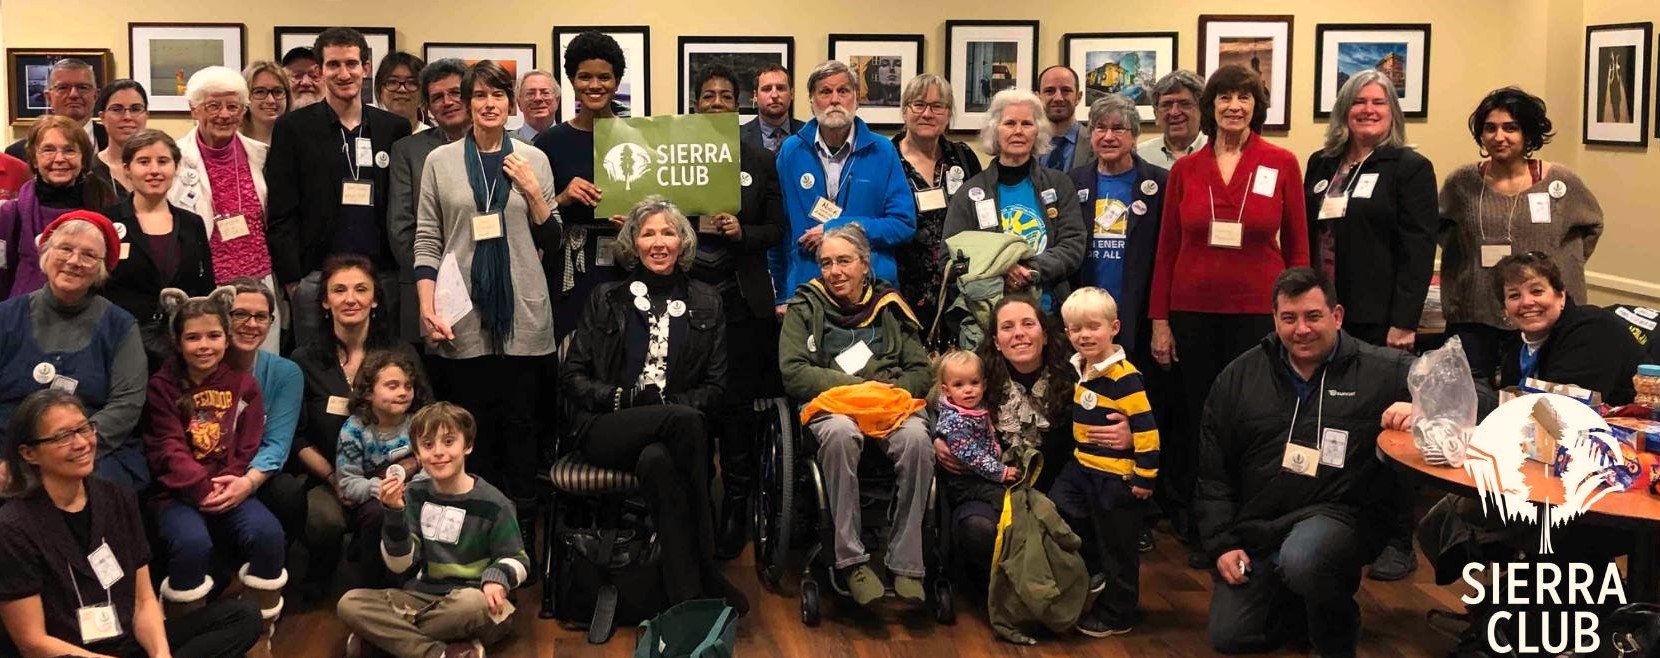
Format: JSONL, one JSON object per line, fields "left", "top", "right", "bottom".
{"left": 94, "top": 441, "right": 150, "bottom": 491}
{"left": 156, "top": 497, "right": 286, "bottom": 591}
{"left": 1208, "top": 514, "right": 1366, "bottom": 657}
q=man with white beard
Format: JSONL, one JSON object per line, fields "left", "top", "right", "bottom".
{"left": 771, "top": 60, "right": 915, "bottom": 311}
{"left": 281, "top": 47, "right": 323, "bottom": 109}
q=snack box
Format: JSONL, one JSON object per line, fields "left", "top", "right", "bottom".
{"left": 1608, "top": 416, "right": 1660, "bottom": 454}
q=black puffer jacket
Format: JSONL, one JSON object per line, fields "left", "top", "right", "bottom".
{"left": 1194, "top": 331, "right": 1413, "bottom": 560}
{"left": 1497, "top": 298, "right": 1644, "bottom": 406}
{"left": 561, "top": 271, "right": 727, "bottom": 435}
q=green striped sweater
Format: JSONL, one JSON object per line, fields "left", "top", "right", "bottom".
{"left": 381, "top": 476, "right": 529, "bottom": 594}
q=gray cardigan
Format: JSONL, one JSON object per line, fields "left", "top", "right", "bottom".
{"left": 413, "top": 137, "right": 559, "bottom": 359}
{"left": 1437, "top": 162, "right": 1603, "bottom": 329}
{"left": 941, "top": 161, "right": 1086, "bottom": 291}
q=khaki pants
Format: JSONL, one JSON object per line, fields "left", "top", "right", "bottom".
{"left": 336, "top": 587, "right": 510, "bottom": 658}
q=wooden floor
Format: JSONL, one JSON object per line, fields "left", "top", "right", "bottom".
{"left": 270, "top": 525, "right": 1472, "bottom": 658}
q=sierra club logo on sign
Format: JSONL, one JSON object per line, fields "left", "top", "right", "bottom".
{"left": 593, "top": 113, "right": 741, "bottom": 217}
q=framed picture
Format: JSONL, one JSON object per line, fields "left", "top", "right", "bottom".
{"left": 827, "top": 34, "right": 924, "bottom": 128}
{"left": 129, "top": 23, "right": 246, "bottom": 114}
{"left": 1198, "top": 15, "right": 1293, "bottom": 130}
{"left": 945, "top": 20, "right": 1039, "bottom": 132}
{"left": 5, "top": 48, "right": 115, "bottom": 124}
{"left": 553, "top": 26, "right": 650, "bottom": 121}
{"left": 1582, "top": 22, "right": 1652, "bottom": 146}
{"left": 677, "top": 36, "right": 795, "bottom": 123}
{"left": 273, "top": 26, "right": 396, "bottom": 106}
{"left": 1314, "top": 24, "right": 1430, "bottom": 119}
{"left": 1062, "top": 32, "right": 1177, "bottom": 123}
{"left": 423, "top": 43, "right": 537, "bottom": 130}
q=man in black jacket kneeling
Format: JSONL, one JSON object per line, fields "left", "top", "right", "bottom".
{"left": 1197, "top": 267, "right": 1413, "bottom": 657}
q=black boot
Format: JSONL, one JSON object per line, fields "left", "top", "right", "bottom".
{"left": 715, "top": 493, "right": 749, "bottom": 560}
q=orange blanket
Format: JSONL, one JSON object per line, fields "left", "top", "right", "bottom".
{"left": 799, "top": 381, "right": 926, "bottom": 439}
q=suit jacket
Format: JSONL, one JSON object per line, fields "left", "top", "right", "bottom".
{"left": 1067, "top": 155, "right": 1168, "bottom": 353}
{"left": 1303, "top": 146, "right": 1437, "bottom": 330}
{"left": 691, "top": 141, "right": 784, "bottom": 319}
{"left": 387, "top": 129, "right": 450, "bottom": 343}
{"left": 739, "top": 116, "right": 806, "bottom": 153}
{"left": 263, "top": 101, "right": 412, "bottom": 285}
{"left": 100, "top": 197, "right": 215, "bottom": 324}
{"left": 168, "top": 128, "right": 269, "bottom": 236}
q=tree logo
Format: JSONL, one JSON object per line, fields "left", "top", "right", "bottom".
{"left": 1465, "top": 393, "right": 1618, "bottom": 554}
{"left": 602, "top": 143, "right": 653, "bottom": 191}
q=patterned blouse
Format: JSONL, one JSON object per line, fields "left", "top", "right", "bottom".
{"left": 891, "top": 134, "right": 983, "bottom": 337}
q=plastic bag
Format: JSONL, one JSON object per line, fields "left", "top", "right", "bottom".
{"left": 1408, "top": 336, "right": 1478, "bottom": 467}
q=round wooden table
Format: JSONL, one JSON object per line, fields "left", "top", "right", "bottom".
{"left": 1376, "top": 429, "right": 1660, "bottom": 601}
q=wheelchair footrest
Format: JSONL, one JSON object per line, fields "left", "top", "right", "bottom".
{"left": 586, "top": 584, "right": 619, "bottom": 644}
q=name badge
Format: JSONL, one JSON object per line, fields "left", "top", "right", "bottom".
{"left": 118, "top": 243, "right": 130, "bottom": 260}
{"left": 1040, "top": 188, "right": 1058, "bottom": 204}
{"left": 1480, "top": 244, "right": 1512, "bottom": 268}
{"left": 1527, "top": 192, "right": 1551, "bottom": 224}
{"left": 1208, "top": 220, "right": 1243, "bottom": 249}
{"left": 78, "top": 604, "right": 122, "bottom": 644}
{"left": 697, "top": 215, "right": 722, "bottom": 234}
{"left": 834, "top": 340, "right": 874, "bottom": 375}
{"left": 420, "top": 502, "right": 468, "bottom": 544}
{"left": 326, "top": 395, "right": 350, "bottom": 416}
{"left": 471, "top": 213, "right": 504, "bottom": 241}
{"left": 89, "top": 542, "right": 124, "bottom": 590}
{"left": 355, "top": 137, "right": 374, "bottom": 168}
{"left": 0, "top": 239, "right": 6, "bottom": 268}
{"left": 974, "top": 199, "right": 998, "bottom": 230}
{"left": 1317, "top": 194, "right": 1349, "bottom": 221}
{"left": 1281, "top": 442, "right": 1320, "bottom": 477}
{"left": 915, "top": 188, "right": 946, "bottom": 212}
{"left": 595, "top": 237, "right": 617, "bottom": 267}
{"left": 1251, "top": 166, "right": 1279, "bottom": 197}
{"left": 1352, "top": 173, "right": 1379, "bottom": 199}
{"left": 810, "top": 197, "right": 842, "bottom": 223}
{"left": 49, "top": 375, "right": 79, "bottom": 394}
{"left": 216, "top": 214, "right": 250, "bottom": 241}
{"left": 342, "top": 180, "right": 374, "bottom": 207}
{"left": 1319, "top": 428, "right": 1349, "bottom": 468}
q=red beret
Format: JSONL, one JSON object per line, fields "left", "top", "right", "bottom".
{"left": 37, "top": 210, "right": 122, "bottom": 273}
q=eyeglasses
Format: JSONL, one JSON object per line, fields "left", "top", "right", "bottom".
{"left": 29, "top": 421, "right": 98, "bottom": 449}
{"left": 818, "top": 255, "right": 860, "bottom": 270}
{"left": 51, "top": 83, "right": 95, "bottom": 96}
{"left": 199, "top": 101, "right": 245, "bottom": 116}
{"left": 1156, "top": 99, "right": 1196, "bottom": 112}
{"left": 251, "top": 87, "right": 287, "bottom": 101}
{"left": 104, "top": 104, "right": 147, "bottom": 116}
{"left": 1092, "top": 124, "right": 1133, "bottom": 135}
{"left": 52, "top": 245, "right": 104, "bottom": 265}
{"left": 382, "top": 78, "right": 418, "bottom": 92}
{"left": 429, "top": 89, "right": 463, "bottom": 103}
{"left": 906, "top": 101, "right": 950, "bottom": 115}
{"left": 230, "top": 310, "right": 274, "bottom": 326}
{"left": 521, "top": 89, "right": 555, "bottom": 99}
{"left": 37, "top": 145, "right": 81, "bottom": 160}
{"left": 291, "top": 69, "right": 321, "bottom": 81}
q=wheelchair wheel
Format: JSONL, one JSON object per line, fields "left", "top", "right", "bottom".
{"left": 752, "top": 398, "right": 794, "bottom": 590}
{"left": 800, "top": 578, "right": 822, "bottom": 626}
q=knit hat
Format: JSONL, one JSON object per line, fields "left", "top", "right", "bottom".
{"left": 37, "top": 209, "right": 122, "bottom": 273}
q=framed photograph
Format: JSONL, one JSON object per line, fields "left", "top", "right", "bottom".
{"left": 945, "top": 20, "right": 1039, "bottom": 132}
{"left": 827, "top": 34, "right": 924, "bottom": 128}
{"left": 677, "top": 36, "right": 795, "bottom": 123}
{"left": 1062, "top": 32, "right": 1178, "bottom": 123}
{"left": 1314, "top": 24, "right": 1430, "bottom": 119}
{"left": 423, "top": 43, "right": 537, "bottom": 130}
{"left": 1582, "top": 22, "right": 1652, "bottom": 146}
{"left": 273, "top": 26, "right": 396, "bottom": 106}
{"left": 129, "top": 23, "right": 245, "bottom": 114}
{"left": 1198, "top": 15, "right": 1293, "bottom": 130}
{"left": 6, "top": 48, "right": 115, "bottom": 124}
{"left": 553, "top": 26, "right": 650, "bottom": 121}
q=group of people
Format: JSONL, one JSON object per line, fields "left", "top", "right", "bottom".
{"left": 0, "top": 21, "right": 1641, "bottom": 658}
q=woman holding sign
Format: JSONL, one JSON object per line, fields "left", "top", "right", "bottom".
{"left": 413, "top": 59, "right": 557, "bottom": 532}
{"left": 1437, "top": 87, "right": 1603, "bottom": 382}
{"left": 1147, "top": 65, "right": 1307, "bottom": 569}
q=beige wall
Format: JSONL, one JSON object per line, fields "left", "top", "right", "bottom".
{"left": 3, "top": 0, "right": 1656, "bottom": 302}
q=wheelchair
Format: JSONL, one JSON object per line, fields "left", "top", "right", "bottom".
{"left": 750, "top": 396, "right": 957, "bottom": 626}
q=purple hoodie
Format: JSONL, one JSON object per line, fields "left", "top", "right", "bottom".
{"left": 0, "top": 180, "right": 80, "bottom": 300}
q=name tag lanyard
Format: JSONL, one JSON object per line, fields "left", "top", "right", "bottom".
{"left": 214, "top": 158, "right": 249, "bottom": 223}
{"left": 473, "top": 148, "right": 502, "bottom": 213}
{"left": 1327, "top": 151, "right": 1373, "bottom": 200}
{"left": 340, "top": 127, "right": 365, "bottom": 182}
{"left": 1207, "top": 169, "right": 1255, "bottom": 232}
{"left": 68, "top": 562, "right": 115, "bottom": 609}
{"left": 1475, "top": 184, "right": 1521, "bottom": 250}
{"left": 1284, "top": 368, "right": 1329, "bottom": 452}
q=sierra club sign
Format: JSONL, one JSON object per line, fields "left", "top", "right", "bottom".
{"left": 593, "top": 113, "right": 740, "bottom": 217}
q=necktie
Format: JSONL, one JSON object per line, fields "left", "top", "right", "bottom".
{"left": 1046, "top": 136, "right": 1067, "bottom": 169}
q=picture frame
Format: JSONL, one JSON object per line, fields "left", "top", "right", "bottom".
{"left": 945, "top": 20, "right": 1039, "bottom": 132}
{"left": 1197, "top": 15, "right": 1293, "bottom": 130}
{"left": 1061, "top": 32, "right": 1178, "bottom": 123}
{"left": 1582, "top": 22, "right": 1652, "bottom": 146}
{"left": 677, "top": 36, "right": 795, "bottom": 123}
{"left": 827, "top": 34, "right": 924, "bottom": 128}
{"left": 1314, "top": 23, "right": 1431, "bottom": 119}
{"left": 552, "top": 26, "right": 650, "bottom": 122}
{"left": 129, "top": 22, "right": 246, "bottom": 114}
{"left": 273, "top": 26, "right": 396, "bottom": 106}
{"left": 6, "top": 48, "right": 115, "bottom": 125}
{"left": 422, "top": 43, "right": 538, "bottom": 130}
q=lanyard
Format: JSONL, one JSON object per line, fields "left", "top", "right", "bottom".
{"left": 1284, "top": 368, "right": 1329, "bottom": 447}
{"left": 1327, "top": 150, "right": 1373, "bottom": 198}
{"left": 1207, "top": 170, "right": 1255, "bottom": 224}
{"left": 340, "top": 128, "right": 362, "bottom": 181}
{"left": 473, "top": 148, "right": 500, "bottom": 214}
{"left": 1475, "top": 183, "right": 1520, "bottom": 245}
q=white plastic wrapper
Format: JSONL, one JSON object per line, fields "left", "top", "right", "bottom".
{"left": 1409, "top": 336, "right": 1478, "bottom": 467}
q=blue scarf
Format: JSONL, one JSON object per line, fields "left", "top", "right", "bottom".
{"left": 464, "top": 132, "right": 515, "bottom": 348}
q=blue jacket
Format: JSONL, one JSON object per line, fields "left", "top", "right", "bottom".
{"left": 1067, "top": 155, "right": 1168, "bottom": 354}
{"left": 771, "top": 117, "right": 916, "bottom": 304}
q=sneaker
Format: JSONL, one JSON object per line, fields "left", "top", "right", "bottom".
{"left": 1137, "top": 529, "right": 1155, "bottom": 553}
{"left": 1077, "top": 611, "right": 1133, "bottom": 638}
{"left": 441, "top": 639, "right": 485, "bottom": 658}
{"left": 1367, "top": 544, "right": 1419, "bottom": 581}
{"left": 892, "top": 575, "right": 925, "bottom": 603}
{"left": 842, "top": 565, "right": 885, "bottom": 606}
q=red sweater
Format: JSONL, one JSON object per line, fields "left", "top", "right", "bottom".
{"left": 143, "top": 361, "right": 265, "bottom": 503}
{"left": 1148, "top": 133, "right": 1309, "bottom": 317}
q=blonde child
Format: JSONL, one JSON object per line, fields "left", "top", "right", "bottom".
{"left": 933, "top": 351, "right": 1018, "bottom": 493}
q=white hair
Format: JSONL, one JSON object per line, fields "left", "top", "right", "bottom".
{"left": 979, "top": 89, "right": 1053, "bottom": 157}
{"left": 39, "top": 220, "right": 110, "bottom": 286}
{"left": 517, "top": 69, "right": 559, "bottom": 95}
{"left": 185, "top": 66, "right": 249, "bottom": 107}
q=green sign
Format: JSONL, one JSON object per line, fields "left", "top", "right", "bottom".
{"left": 593, "top": 113, "right": 741, "bottom": 217}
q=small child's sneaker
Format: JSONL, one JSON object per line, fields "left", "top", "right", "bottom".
{"left": 442, "top": 639, "right": 486, "bottom": 658}
{"left": 1137, "top": 528, "right": 1155, "bottom": 553}
{"left": 1077, "top": 611, "right": 1133, "bottom": 638}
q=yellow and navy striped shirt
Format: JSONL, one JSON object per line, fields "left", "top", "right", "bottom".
{"left": 1070, "top": 348, "right": 1160, "bottom": 489}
